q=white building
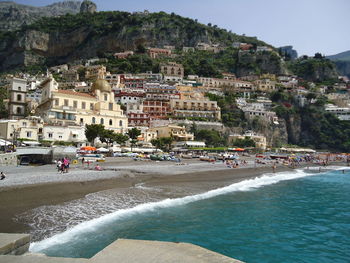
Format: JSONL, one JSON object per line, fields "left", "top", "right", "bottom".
{"left": 42, "top": 125, "right": 86, "bottom": 143}
{"left": 325, "top": 104, "right": 350, "bottom": 121}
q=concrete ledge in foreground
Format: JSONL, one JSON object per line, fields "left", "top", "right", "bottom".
{"left": 90, "top": 239, "right": 243, "bottom": 263}
{"left": 0, "top": 234, "right": 244, "bottom": 263}
{"left": 0, "top": 233, "right": 31, "bottom": 255}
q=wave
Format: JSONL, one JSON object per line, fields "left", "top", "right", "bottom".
{"left": 29, "top": 168, "right": 315, "bottom": 252}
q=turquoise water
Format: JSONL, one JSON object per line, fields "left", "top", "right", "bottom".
{"left": 32, "top": 169, "right": 350, "bottom": 263}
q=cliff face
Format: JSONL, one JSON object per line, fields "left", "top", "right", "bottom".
{"left": 289, "top": 58, "right": 338, "bottom": 82}
{"left": 236, "top": 51, "right": 287, "bottom": 77}
{"left": 0, "top": 11, "right": 272, "bottom": 71}
{"left": 0, "top": 1, "right": 81, "bottom": 31}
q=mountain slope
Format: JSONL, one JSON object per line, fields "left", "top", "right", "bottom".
{"left": 0, "top": 11, "right": 273, "bottom": 72}
{"left": 327, "top": 50, "right": 350, "bottom": 78}
{"left": 327, "top": 50, "right": 350, "bottom": 62}
{"left": 0, "top": 1, "right": 81, "bottom": 31}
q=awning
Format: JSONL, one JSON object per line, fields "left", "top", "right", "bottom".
{"left": 22, "top": 141, "right": 41, "bottom": 145}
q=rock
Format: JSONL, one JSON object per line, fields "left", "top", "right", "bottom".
{"left": 0, "top": 1, "right": 81, "bottom": 31}
{"left": 80, "top": 0, "right": 97, "bottom": 14}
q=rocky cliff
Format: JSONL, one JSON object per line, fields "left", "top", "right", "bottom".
{"left": 0, "top": 1, "right": 81, "bottom": 31}
{"left": 288, "top": 57, "right": 338, "bottom": 82}
{"left": 236, "top": 50, "right": 288, "bottom": 77}
{"left": 0, "top": 11, "right": 272, "bottom": 72}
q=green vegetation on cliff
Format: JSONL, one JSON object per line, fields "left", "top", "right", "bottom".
{"left": 0, "top": 10, "right": 274, "bottom": 72}
{"left": 288, "top": 55, "right": 338, "bottom": 82}
{"left": 271, "top": 90, "right": 350, "bottom": 152}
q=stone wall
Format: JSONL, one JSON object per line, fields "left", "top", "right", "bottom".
{"left": 0, "top": 153, "right": 17, "bottom": 167}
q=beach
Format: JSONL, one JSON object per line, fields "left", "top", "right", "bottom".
{"left": 0, "top": 156, "right": 324, "bottom": 237}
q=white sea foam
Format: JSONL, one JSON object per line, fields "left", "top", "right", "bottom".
{"left": 29, "top": 169, "right": 315, "bottom": 252}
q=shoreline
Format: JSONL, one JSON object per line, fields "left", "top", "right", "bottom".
{"left": 0, "top": 158, "right": 343, "bottom": 236}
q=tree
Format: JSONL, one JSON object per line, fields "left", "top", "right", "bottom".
{"left": 195, "top": 129, "right": 225, "bottom": 147}
{"left": 113, "top": 133, "right": 129, "bottom": 145}
{"left": 151, "top": 138, "right": 162, "bottom": 152}
{"left": 99, "top": 129, "right": 115, "bottom": 147}
{"left": 314, "top": 52, "right": 323, "bottom": 59}
{"left": 135, "top": 44, "right": 146, "bottom": 54}
{"left": 161, "top": 137, "right": 174, "bottom": 152}
{"left": 127, "top": 128, "right": 141, "bottom": 151}
{"left": 151, "top": 137, "right": 174, "bottom": 152}
{"left": 85, "top": 124, "right": 104, "bottom": 145}
{"left": 232, "top": 137, "right": 256, "bottom": 148}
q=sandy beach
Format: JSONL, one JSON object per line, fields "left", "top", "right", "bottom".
{"left": 0, "top": 156, "right": 325, "bottom": 237}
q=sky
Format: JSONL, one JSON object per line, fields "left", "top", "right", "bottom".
{"left": 10, "top": 0, "right": 350, "bottom": 56}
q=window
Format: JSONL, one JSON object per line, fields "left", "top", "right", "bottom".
{"left": 22, "top": 122, "right": 27, "bottom": 127}
{"left": 17, "top": 94, "right": 22, "bottom": 101}
{"left": 26, "top": 131, "right": 32, "bottom": 138}
{"left": 109, "top": 103, "right": 113, "bottom": 110}
{"left": 64, "top": 99, "right": 68, "bottom": 106}
{"left": 48, "top": 133, "right": 53, "bottom": 138}
{"left": 109, "top": 119, "right": 113, "bottom": 125}
{"left": 119, "top": 120, "right": 123, "bottom": 127}
{"left": 80, "top": 118, "right": 84, "bottom": 124}
{"left": 82, "top": 102, "right": 86, "bottom": 109}
{"left": 55, "top": 99, "right": 59, "bottom": 106}
{"left": 104, "top": 94, "right": 108, "bottom": 101}
{"left": 73, "top": 101, "right": 77, "bottom": 108}
{"left": 90, "top": 103, "right": 94, "bottom": 110}
{"left": 100, "top": 118, "right": 104, "bottom": 125}
{"left": 16, "top": 107, "right": 22, "bottom": 114}
{"left": 92, "top": 117, "right": 96, "bottom": 124}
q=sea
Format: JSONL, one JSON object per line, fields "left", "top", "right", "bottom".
{"left": 21, "top": 168, "right": 350, "bottom": 263}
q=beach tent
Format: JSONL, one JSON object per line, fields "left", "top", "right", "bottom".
{"left": 97, "top": 147, "right": 109, "bottom": 153}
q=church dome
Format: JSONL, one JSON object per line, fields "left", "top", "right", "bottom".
{"left": 91, "top": 79, "right": 111, "bottom": 93}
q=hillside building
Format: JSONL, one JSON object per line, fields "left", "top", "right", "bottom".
{"left": 36, "top": 76, "right": 128, "bottom": 133}
{"left": 8, "top": 78, "right": 27, "bottom": 120}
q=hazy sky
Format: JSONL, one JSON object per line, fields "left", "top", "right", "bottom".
{"left": 11, "top": 0, "right": 350, "bottom": 56}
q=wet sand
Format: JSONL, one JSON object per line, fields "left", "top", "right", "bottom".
{"left": 0, "top": 157, "right": 291, "bottom": 234}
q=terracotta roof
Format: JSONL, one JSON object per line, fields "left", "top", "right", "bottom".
{"left": 55, "top": 90, "right": 95, "bottom": 98}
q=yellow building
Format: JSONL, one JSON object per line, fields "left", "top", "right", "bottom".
{"left": 0, "top": 117, "right": 43, "bottom": 141}
{"left": 37, "top": 76, "right": 128, "bottom": 133}
{"left": 255, "top": 78, "right": 276, "bottom": 92}
{"left": 148, "top": 125, "right": 194, "bottom": 141}
{"left": 170, "top": 91, "right": 221, "bottom": 121}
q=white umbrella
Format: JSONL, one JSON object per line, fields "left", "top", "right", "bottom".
{"left": 97, "top": 147, "right": 109, "bottom": 153}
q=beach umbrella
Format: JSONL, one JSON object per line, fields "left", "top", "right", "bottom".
{"left": 81, "top": 146, "right": 96, "bottom": 151}
{"left": 97, "top": 147, "right": 109, "bottom": 153}
{"left": 235, "top": 148, "right": 245, "bottom": 152}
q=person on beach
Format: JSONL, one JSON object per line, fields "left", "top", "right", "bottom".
{"left": 272, "top": 163, "right": 276, "bottom": 173}
{"left": 60, "top": 158, "right": 65, "bottom": 173}
{"left": 63, "top": 157, "right": 70, "bottom": 173}
{"left": 57, "top": 159, "right": 62, "bottom": 172}
{"left": 94, "top": 164, "right": 102, "bottom": 171}
{"left": 82, "top": 157, "right": 85, "bottom": 167}
{"left": 0, "top": 172, "right": 6, "bottom": 180}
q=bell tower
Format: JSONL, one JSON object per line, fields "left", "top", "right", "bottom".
{"left": 8, "top": 78, "right": 27, "bottom": 120}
